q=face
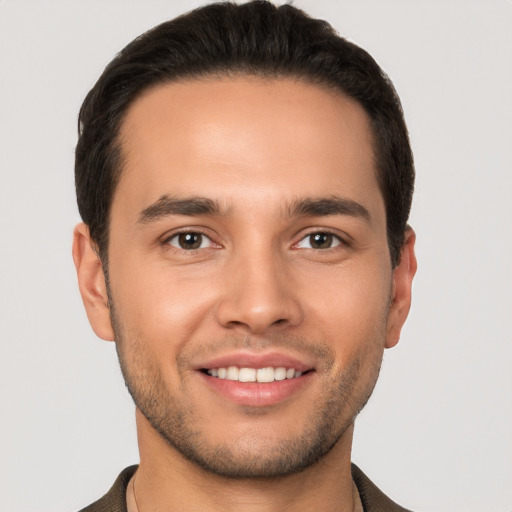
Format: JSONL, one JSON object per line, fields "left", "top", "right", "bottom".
{"left": 74, "top": 76, "right": 416, "bottom": 479}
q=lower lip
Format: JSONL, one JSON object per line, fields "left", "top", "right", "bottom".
{"left": 199, "top": 372, "right": 313, "bottom": 407}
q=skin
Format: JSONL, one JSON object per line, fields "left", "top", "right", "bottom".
{"left": 73, "top": 76, "right": 416, "bottom": 512}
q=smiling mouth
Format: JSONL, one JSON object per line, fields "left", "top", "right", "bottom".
{"left": 201, "top": 366, "right": 310, "bottom": 383}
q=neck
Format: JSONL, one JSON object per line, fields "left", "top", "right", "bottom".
{"left": 133, "top": 409, "right": 356, "bottom": 512}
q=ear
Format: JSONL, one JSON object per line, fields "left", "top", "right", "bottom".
{"left": 385, "top": 228, "right": 417, "bottom": 348}
{"left": 72, "top": 223, "right": 115, "bottom": 341}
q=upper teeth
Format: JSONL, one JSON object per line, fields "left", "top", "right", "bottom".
{"left": 207, "top": 366, "right": 302, "bottom": 382}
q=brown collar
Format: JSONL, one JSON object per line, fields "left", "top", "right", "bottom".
{"left": 79, "top": 463, "right": 414, "bottom": 512}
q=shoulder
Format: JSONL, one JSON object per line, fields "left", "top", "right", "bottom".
{"left": 351, "top": 463, "right": 414, "bottom": 512}
{"left": 77, "top": 463, "right": 412, "bottom": 511}
{"left": 77, "top": 465, "right": 138, "bottom": 512}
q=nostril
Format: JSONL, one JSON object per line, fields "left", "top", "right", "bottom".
{"left": 226, "top": 320, "right": 246, "bottom": 328}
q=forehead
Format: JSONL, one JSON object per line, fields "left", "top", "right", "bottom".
{"left": 114, "top": 76, "right": 383, "bottom": 220}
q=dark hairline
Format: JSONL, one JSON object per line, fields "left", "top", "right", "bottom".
{"left": 100, "top": 71, "right": 382, "bottom": 264}
{"left": 76, "top": 2, "right": 414, "bottom": 270}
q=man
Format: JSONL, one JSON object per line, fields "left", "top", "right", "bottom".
{"left": 72, "top": 1, "right": 417, "bottom": 511}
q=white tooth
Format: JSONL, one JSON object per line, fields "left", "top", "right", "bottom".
{"left": 211, "top": 369, "right": 218, "bottom": 377}
{"left": 226, "top": 366, "right": 239, "bottom": 380}
{"left": 218, "top": 368, "right": 227, "bottom": 379}
{"left": 239, "top": 367, "right": 256, "bottom": 382}
{"left": 286, "top": 368, "right": 295, "bottom": 379}
{"left": 256, "top": 367, "right": 275, "bottom": 382}
{"left": 294, "top": 370, "right": 302, "bottom": 378}
{"left": 274, "top": 367, "right": 287, "bottom": 381}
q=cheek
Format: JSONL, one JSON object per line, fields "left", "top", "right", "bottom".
{"left": 109, "top": 259, "right": 220, "bottom": 353}
{"left": 302, "top": 260, "right": 392, "bottom": 351}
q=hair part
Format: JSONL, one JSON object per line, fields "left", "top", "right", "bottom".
{"left": 75, "top": 0, "right": 414, "bottom": 267}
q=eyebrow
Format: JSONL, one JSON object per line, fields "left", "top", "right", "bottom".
{"left": 287, "top": 196, "right": 371, "bottom": 224}
{"left": 137, "top": 194, "right": 371, "bottom": 225}
{"left": 138, "top": 195, "right": 225, "bottom": 223}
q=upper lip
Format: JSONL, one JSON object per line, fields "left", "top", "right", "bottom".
{"left": 193, "top": 351, "right": 315, "bottom": 373}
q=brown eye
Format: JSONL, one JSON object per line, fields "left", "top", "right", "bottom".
{"left": 167, "top": 232, "right": 210, "bottom": 250}
{"left": 310, "top": 233, "right": 333, "bottom": 249}
{"left": 296, "top": 232, "right": 342, "bottom": 250}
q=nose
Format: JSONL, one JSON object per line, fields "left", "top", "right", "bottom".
{"left": 216, "top": 247, "right": 303, "bottom": 334}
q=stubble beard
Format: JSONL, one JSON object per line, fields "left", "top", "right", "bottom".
{"left": 110, "top": 302, "right": 384, "bottom": 480}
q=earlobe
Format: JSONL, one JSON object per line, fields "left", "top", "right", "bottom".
{"left": 72, "top": 223, "right": 115, "bottom": 341}
{"left": 385, "top": 228, "right": 417, "bottom": 348}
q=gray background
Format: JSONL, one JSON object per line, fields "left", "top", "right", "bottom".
{"left": 1, "top": 1, "right": 511, "bottom": 511}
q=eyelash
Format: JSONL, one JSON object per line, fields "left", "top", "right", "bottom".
{"left": 162, "top": 229, "right": 347, "bottom": 252}
{"left": 293, "top": 231, "right": 346, "bottom": 251}
{"left": 163, "top": 230, "right": 216, "bottom": 251}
